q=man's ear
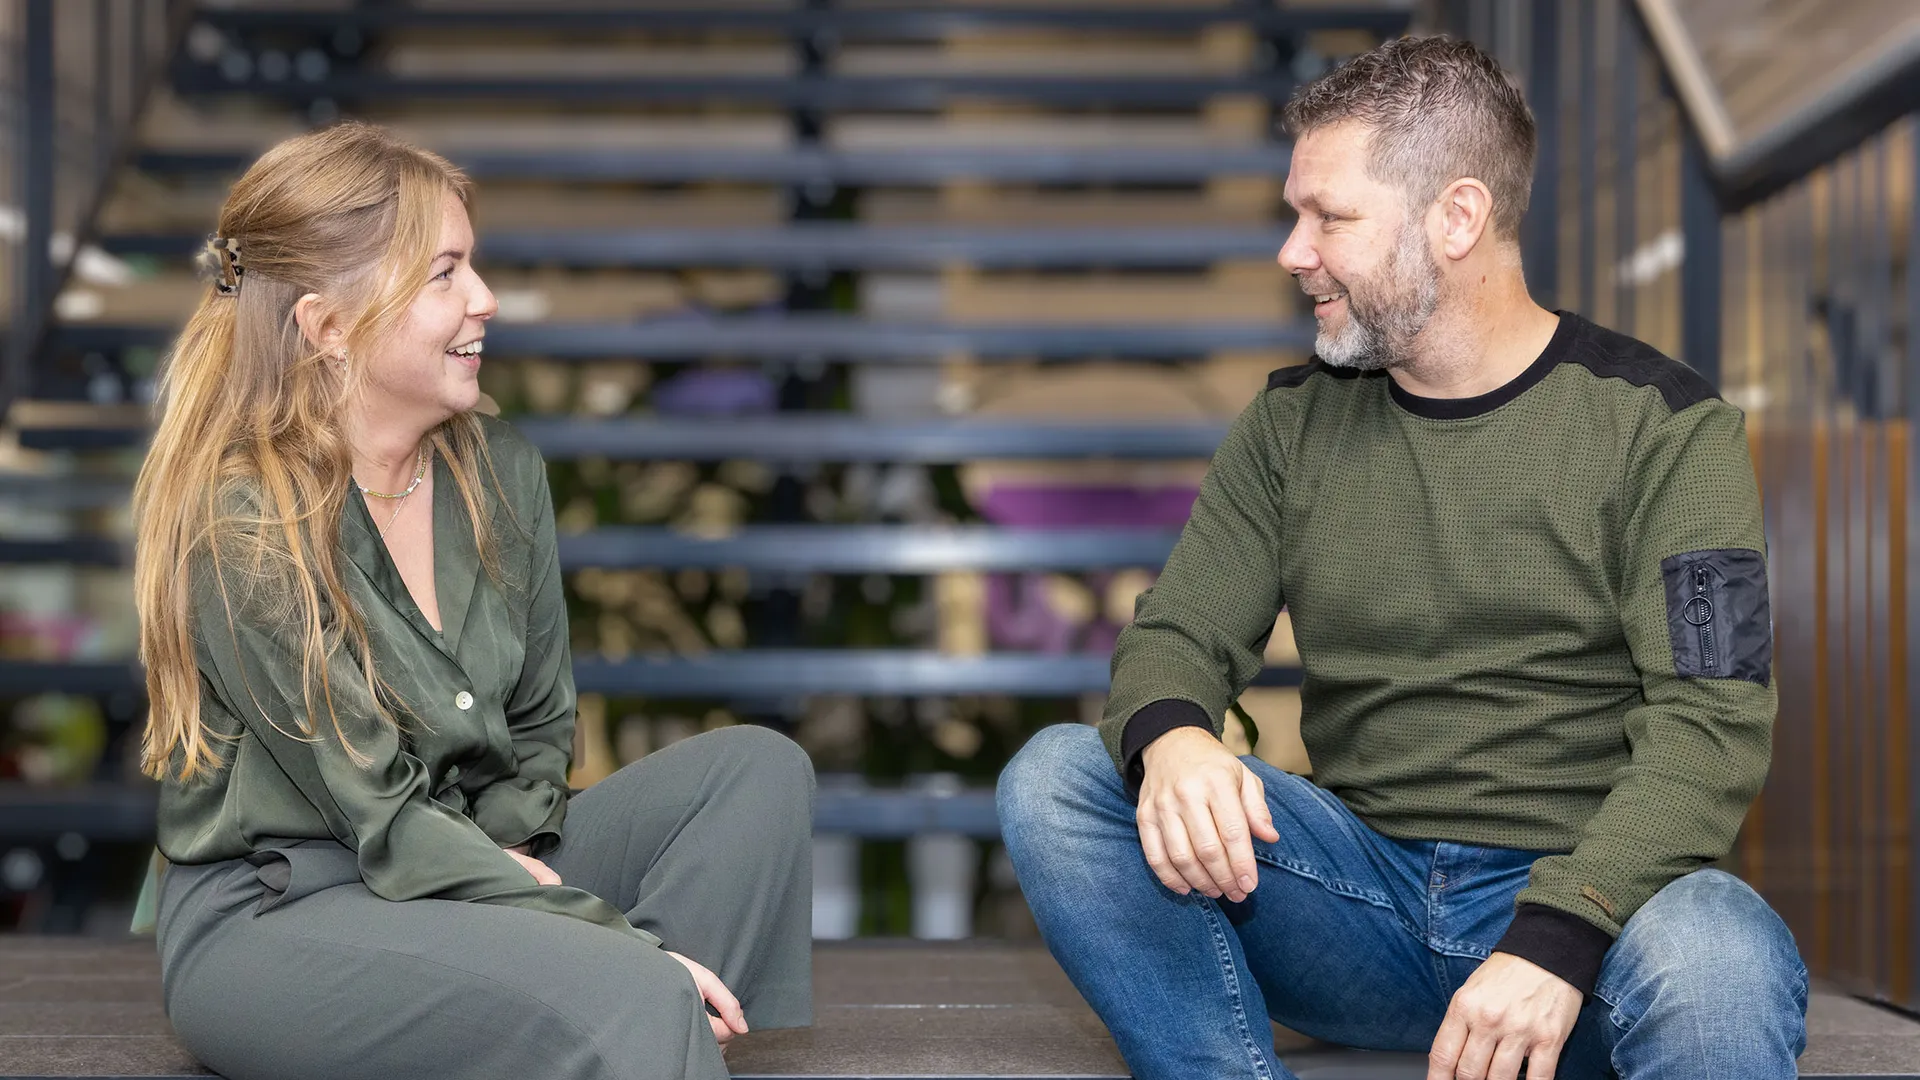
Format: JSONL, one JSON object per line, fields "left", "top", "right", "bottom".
{"left": 291, "top": 293, "right": 343, "bottom": 355}
{"left": 1437, "top": 177, "right": 1495, "bottom": 262}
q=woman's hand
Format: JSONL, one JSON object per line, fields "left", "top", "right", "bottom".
{"left": 503, "top": 846, "right": 562, "bottom": 886}
{"left": 668, "top": 951, "right": 749, "bottom": 1046}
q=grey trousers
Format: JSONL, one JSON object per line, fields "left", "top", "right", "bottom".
{"left": 156, "top": 725, "right": 814, "bottom": 1080}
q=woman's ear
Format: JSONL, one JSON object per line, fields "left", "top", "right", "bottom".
{"left": 291, "top": 293, "right": 343, "bottom": 356}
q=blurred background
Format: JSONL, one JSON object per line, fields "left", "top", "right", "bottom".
{"left": 0, "top": 0, "right": 1914, "bottom": 1013}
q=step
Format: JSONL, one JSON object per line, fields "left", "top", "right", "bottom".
{"left": 0, "top": 528, "right": 1185, "bottom": 574}
{"left": 0, "top": 653, "right": 1304, "bottom": 700}
{"left": 187, "top": 6, "right": 1413, "bottom": 38}
{"left": 9, "top": 414, "right": 1233, "bottom": 459}
{"left": 0, "top": 940, "right": 1911, "bottom": 1078}
{"left": 555, "top": 526, "right": 1183, "bottom": 574}
{"left": 132, "top": 145, "right": 1297, "bottom": 184}
{"left": 0, "top": 778, "right": 1004, "bottom": 842}
{"left": 97, "top": 225, "right": 1293, "bottom": 269}
{"left": 46, "top": 320, "right": 1312, "bottom": 360}
{"left": 172, "top": 71, "right": 1298, "bottom": 110}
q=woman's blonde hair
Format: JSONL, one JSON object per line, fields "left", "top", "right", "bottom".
{"left": 135, "top": 121, "right": 510, "bottom": 782}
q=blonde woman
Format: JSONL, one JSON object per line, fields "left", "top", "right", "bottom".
{"left": 133, "top": 122, "right": 813, "bottom": 1080}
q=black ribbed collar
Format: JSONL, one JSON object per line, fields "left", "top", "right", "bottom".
{"left": 1387, "top": 310, "right": 1580, "bottom": 420}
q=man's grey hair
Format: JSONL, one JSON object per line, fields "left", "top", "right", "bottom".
{"left": 1282, "top": 36, "right": 1537, "bottom": 239}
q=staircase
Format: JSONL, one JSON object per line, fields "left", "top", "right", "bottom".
{"left": 5, "top": 2, "right": 1920, "bottom": 1077}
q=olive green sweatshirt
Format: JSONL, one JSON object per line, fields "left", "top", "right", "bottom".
{"left": 1102, "top": 312, "right": 1775, "bottom": 993}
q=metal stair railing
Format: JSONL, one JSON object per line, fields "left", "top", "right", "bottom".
{"left": 4, "top": 0, "right": 185, "bottom": 420}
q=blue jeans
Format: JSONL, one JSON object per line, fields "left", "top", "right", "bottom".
{"left": 997, "top": 724, "right": 1808, "bottom": 1080}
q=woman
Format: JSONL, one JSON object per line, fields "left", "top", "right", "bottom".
{"left": 132, "top": 122, "right": 812, "bottom": 1080}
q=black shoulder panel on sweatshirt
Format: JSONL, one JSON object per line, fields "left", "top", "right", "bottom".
{"left": 1564, "top": 314, "right": 1721, "bottom": 414}
{"left": 1266, "top": 359, "right": 1377, "bottom": 391}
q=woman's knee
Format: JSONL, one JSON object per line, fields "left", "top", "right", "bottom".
{"left": 705, "top": 724, "right": 815, "bottom": 795}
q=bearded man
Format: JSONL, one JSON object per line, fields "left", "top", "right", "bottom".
{"left": 997, "top": 35, "right": 1808, "bottom": 1080}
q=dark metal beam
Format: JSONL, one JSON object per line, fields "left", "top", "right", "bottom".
{"left": 1708, "top": 35, "right": 1920, "bottom": 211}
{"left": 0, "top": 473, "right": 136, "bottom": 510}
{"left": 17, "top": 414, "right": 1234, "bottom": 460}
{"left": 556, "top": 526, "right": 1179, "bottom": 574}
{"left": 0, "top": 527, "right": 1188, "bottom": 574}
{"left": 0, "top": 661, "right": 143, "bottom": 696}
{"left": 0, "top": 782, "right": 160, "bottom": 843}
{"left": 570, "top": 651, "right": 1303, "bottom": 698}
{"left": 518, "top": 416, "right": 1230, "bottom": 462}
{"left": 1520, "top": 0, "right": 1559, "bottom": 308}
{"left": 171, "top": 72, "right": 1298, "bottom": 110}
{"left": 0, "top": 778, "right": 1009, "bottom": 840}
{"left": 135, "top": 145, "right": 1295, "bottom": 185}
{"left": 0, "top": 654, "right": 1303, "bottom": 699}
{"left": 1680, "top": 126, "right": 1722, "bottom": 386}
{"left": 1576, "top": 0, "right": 1598, "bottom": 317}
{"left": 1615, "top": 2, "right": 1639, "bottom": 333}
{"left": 0, "top": 537, "right": 127, "bottom": 566}
{"left": 52, "top": 318, "right": 1313, "bottom": 361}
{"left": 99, "top": 224, "right": 1294, "bottom": 270}
{"left": 187, "top": 6, "right": 1412, "bottom": 37}
{"left": 7, "top": 0, "right": 57, "bottom": 417}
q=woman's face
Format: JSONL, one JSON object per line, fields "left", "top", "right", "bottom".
{"left": 358, "top": 192, "right": 496, "bottom": 426}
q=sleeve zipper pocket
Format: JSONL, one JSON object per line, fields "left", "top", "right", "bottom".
{"left": 1659, "top": 548, "right": 1770, "bottom": 685}
{"left": 1685, "top": 564, "right": 1719, "bottom": 676}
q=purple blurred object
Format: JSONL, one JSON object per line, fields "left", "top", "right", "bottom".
{"left": 974, "top": 484, "right": 1198, "bottom": 528}
{"left": 650, "top": 368, "right": 778, "bottom": 416}
{"left": 976, "top": 483, "right": 1200, "bottom": 653}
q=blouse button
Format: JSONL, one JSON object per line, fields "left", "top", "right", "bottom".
{"left": 455, "top": 691, "right": 474, "bottom": 711}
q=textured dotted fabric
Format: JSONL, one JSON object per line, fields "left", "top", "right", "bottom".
{"left": 1101, "top": 312, "right": 1775, "bottom": 936}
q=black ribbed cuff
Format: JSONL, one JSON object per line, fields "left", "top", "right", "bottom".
{"left": 1493, "top": 903, "right": 1616, "bottom": 996}
{"left": 1119, "top": 699, "right": 1216, "bottom": 800}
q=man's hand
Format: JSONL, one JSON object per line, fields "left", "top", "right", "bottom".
{"left": 1427, "top": 952, "right": 1583, "bottom": 1080}
{"left": 1136, "top": 726, "right": 1279, "bottom": 903}
{"left": 668, "top": 951, "right": 750, "bottom": 1046}
{"left": 504, "top": 846, "right": 562, "bottom": 886}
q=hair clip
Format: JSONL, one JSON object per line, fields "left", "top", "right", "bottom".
{"left": 196, "top": 235, "right": 245, "bottom": 296}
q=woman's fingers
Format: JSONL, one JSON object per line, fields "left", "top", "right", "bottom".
{"left": 669, "top": 951, "right": 749, "bottom": 1041}
{"left": 702, "top": 972, "right": 748, "bottom": 1036}
{"left": 504, "top": 849, "right": 562, "bottom": 886}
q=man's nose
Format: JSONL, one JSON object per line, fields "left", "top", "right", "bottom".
{"left": 1277, "top": 220, "right": 1317, "bottom": 276}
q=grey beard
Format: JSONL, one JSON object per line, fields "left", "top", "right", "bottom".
{"left": 1316, "top": 223, "right": 1441, "bottom": 372}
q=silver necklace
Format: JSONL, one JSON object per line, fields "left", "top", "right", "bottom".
{"left": 377, "top": 489, "right": 412, "bottom": 539}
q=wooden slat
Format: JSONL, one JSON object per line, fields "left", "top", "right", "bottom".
{"left": 1811, "top": 419, "right": 1833, "bottom": 971}
{"left": 1887, "top": 421, "right": 1912, "bottom": 1004}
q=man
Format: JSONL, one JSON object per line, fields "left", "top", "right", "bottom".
{"left": 997, "top": 35, "right": 1808, "bottom": 1080}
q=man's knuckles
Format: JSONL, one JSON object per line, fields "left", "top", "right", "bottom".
{"left": 1173, "top": 778, "right": 1215, "bottom": 801}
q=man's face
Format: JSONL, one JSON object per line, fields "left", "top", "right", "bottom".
{"left": 1279, "top": 122, "right": 1441, "bottom": 370}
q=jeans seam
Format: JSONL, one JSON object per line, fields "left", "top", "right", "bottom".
{"left": 1255, "top": 852, "right": 1423, "bottom": 941}
{"left": 1426, "top": 935, "right": 1492, "bottom": 960}
{"left": 1255, "top": 852, "right": 1394, "bottom": 908}
{"left": 1199, "top": 899, "right": 1273, "bottom": 1080}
